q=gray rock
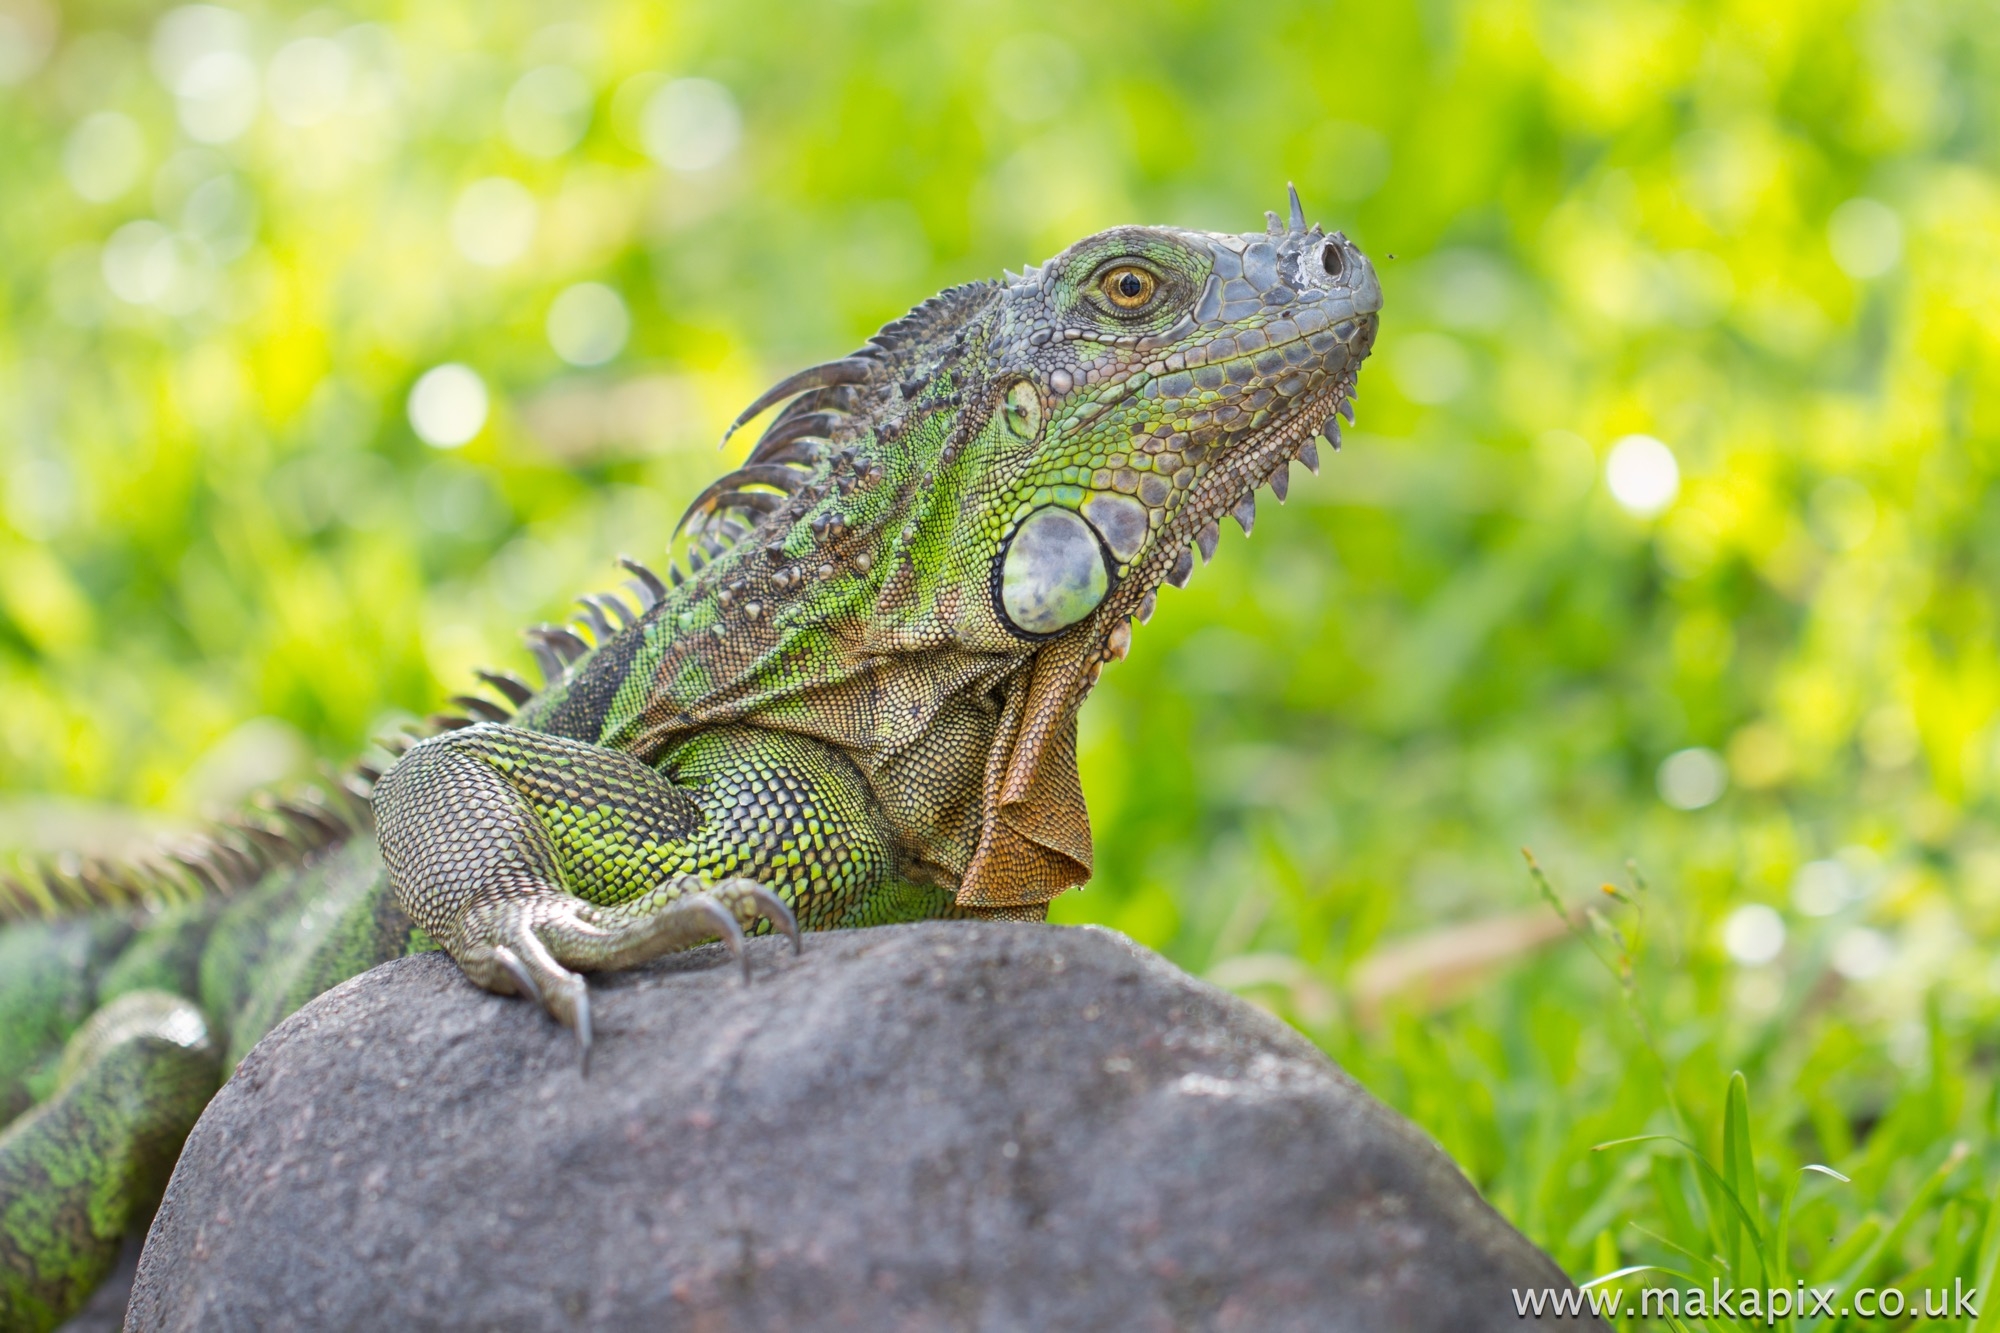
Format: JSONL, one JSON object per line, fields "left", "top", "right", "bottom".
{"left": 128, "top": 922, "right": 1596, "bottom": 1331}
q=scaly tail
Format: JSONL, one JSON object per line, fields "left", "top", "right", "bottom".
{"left": 0, "top": 991, "right": 219, "bottom": 1332}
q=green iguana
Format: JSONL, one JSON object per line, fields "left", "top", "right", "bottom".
{"left": 0, "top": 189, "right": 1379, "bottom": 1329}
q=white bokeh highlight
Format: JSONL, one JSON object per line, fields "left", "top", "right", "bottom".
{"left": 1606, "top": 434, "right": 1679, "bottom": 517}
{"left": 1723, "top": 904, "right": 1785, "bottom": 966}
{"left": 546, "top": 282, "right": 630, "bottom": 367}
{"left": 266, "top": 37, "right": 352, "bottom": 127}
{"left": 1657, "top": 746, "right": 1727, "bottom": 810}
{"left": 1790, "top": 859, "right": 1852, "bottom": 916}
{"left": 151, "top": 5, "right": 251, "bottom": 87}
{"left": 640, "top": 78, "right": 741, "bottom": 172}
{"left": 100, "top": 221, "right": 213, "bottom": 314}
{"left": 1828, "top": 198, "right": 1903, "bottom": 280}
{"left": 0, "top": 0, "right": 58, "bottom": 85}
{"left": 176, "top": 51, "right": 260, "bottom": 143}
{"left": 408, "top": 364, "right": 489, "bottom": 448}
{"left": 64, "top": 112, "right": 147, "bottom": 202}
{"left": 1831, "top": 927, "right": 1893, "bottom": 980}
{"left": 451, "top": 177, "right": 537, "bottom": 267}
{"left": 505, "top": 65, "right": 594, "bottom": 158}
{"left": 154, "top": 9, "right": 261, "bottom": 144}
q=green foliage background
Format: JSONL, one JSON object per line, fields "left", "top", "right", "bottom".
{"left": 6, "top": 0, "right": 2000, "bottom": 1314}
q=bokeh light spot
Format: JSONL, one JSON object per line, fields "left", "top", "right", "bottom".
{"left": 450, "top": 177, "right": 537, "bottom": 267}
{"left": 101, "top": 220, "right": 170, "bottom": 303}
{"left": 0, "top": 0, "right": 58, "bottom": 85}
{"left": 100, "top": 221, "right": 212, "bottom": 314}
{"left": 1831, "top": 927, "right": 1893, "bottom": 980}
{"left": 505, "top": 65, "right": 594, "bottom": 159}
{"left": 546, "top": 282, "right": 630, "bottom": 366}
{"left": 408, "top": 364, "right": 489, "bottom": 448}
{"left": 175, "top": 50, "right": 259, "bottom": 143}
{"left": 63, "top": 112, "right": 146, "bottom": 202}
{"left": 1605, "top": 434, "right": 1679, "bottom": 516}
{"left": 267, "top": 37, "right": 351, "bottom": 127}
{"left": 1657, "top": 746, "right": 1726, "bottom": 809}
{"left": 1790, "top": 859, "right": 1853, "bottom": 917}
{"left": 640, "top": 78, "right": 740, "bottom": 172}
{"left": 151, "top": 5, "right": 250, "bottom": 89}
{"left": 180, "top": 171, "right": 257, "bottom": 259}
{"left": 1722, "top": 904, "right": 1785, "bottom": 965}
{"left": 1828, "top": 198, "right": 1903, "bottom": 280}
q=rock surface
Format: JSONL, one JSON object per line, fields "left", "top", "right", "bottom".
{"left": 128, "top": 922, "right": 1594, "bottom": 1331}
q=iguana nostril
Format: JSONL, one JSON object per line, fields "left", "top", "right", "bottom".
{"left": 1321, "top": 242, "right": 1344, "bottom": 278}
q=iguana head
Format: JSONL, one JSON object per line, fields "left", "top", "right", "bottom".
{"left": 936, "top": 187, "right": 1379, "bottom": 657}
{"left": 644, "top": 187, "right": 1380, "bottom": 902}
{"left": 697, "top": 185, "right": 1379, "bottom": 668}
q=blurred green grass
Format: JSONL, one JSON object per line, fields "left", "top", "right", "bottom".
{"left": 4, "top": 0, "right": 2000, "bottom": 1316}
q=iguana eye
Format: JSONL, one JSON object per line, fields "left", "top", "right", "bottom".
{"left": 1003, "top": 379, "right": 1041, "bottom": 439}
{"left": 1100, "top": 265, "right": 1157, "bottom": 310}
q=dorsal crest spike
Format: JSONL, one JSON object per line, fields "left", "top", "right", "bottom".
{"left": 1287, "top": 182, "right": 1306, "bottom": 234}
{"left": 721, "top": 357, "right": 876, "bottom": 446}
{"left": 475, "top": 668, "right": 534, "bottom": 706}
{"left": 617, "top": 556, "right": 667, "bottom": 604}
{"left": 575, "top": 598, "right": 615, "bottom": 644}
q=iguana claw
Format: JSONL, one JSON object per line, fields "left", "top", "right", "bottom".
{"left": 489, "top": 942, "right": 594, "bottom": 1071}
{"left": 695, "top": 878, "right": 805, "bottom": 979}
{"left": 688, "top": 896, "right": 748, "bottom": 980}
{"left": 740, "top": 881, "right": 803, "bottom": 955}
{"left": 455, "top": 874, "right": 802, "bottom": 1063}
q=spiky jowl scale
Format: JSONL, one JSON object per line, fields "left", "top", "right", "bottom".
{"left": 0, "top": 191, "right": 1379, "bottom": 1329}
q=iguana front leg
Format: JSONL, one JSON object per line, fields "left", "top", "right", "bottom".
{"left": 373, "top": 723, "right": 895, "bottom": 1047}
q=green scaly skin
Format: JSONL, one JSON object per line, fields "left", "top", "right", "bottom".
{"left": 0, "top": 191, "right": 1380, "bottom": 1328}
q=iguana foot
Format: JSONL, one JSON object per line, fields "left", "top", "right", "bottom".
{"left": 376, "top": 726, "right": 821, "bottom": 1060}
{"left": 456, "top": 873, "right": 800, "bottom": 1060}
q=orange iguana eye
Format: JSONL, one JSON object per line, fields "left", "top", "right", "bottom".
{"left": 1100, "top": 265, "right": 1157, "bottom": 309}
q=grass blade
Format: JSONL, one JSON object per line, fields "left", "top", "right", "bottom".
{"left": 1595, "top": 1134, "right": 1764, "bottom": 1256}
{"left": 1832, "top": 1142, "right": 1968, "bottom": 1295}
{"left": 1723, "top": 1071, "right": 1758, "bottom": 1282}
{"left": 1972, "top": 1179, "right": 2000, "bottom": 1333}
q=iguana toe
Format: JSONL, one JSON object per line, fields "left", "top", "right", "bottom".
{"left": 462, "top": 910, "right": 593, "bottom": 1041}
{"left": 714, "top": 878, "right": 803, "bottom": 957}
